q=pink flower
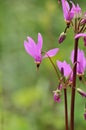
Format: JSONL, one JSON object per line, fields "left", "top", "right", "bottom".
{"left": 61, "top": 0, "right": 74, "bottom": 22}
{"left": 24, "top": 33, "right": 59, "bottom": 67}
{"left": 75, "top": 33, "right": 86, "bottom": 46}
{"left": 71, "top": 2, "right": 82, "bottom": 18}
{"left": 71, "top": 49, "right": 86, "bottom": 75}
{"left": 57, "top": 60, "right": 72, "bottom": 81}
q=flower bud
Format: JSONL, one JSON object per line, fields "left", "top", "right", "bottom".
{"left": 58, "top": 32, "right": 66, "bottom": 44}
{"left": 53, "top": 89, "right": 61, "bottom": 103}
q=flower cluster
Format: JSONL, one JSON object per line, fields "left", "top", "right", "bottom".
{"left": 58, "top": 0, "right": 86, "bottom": 45}
{"left": 56, "top": 48, "right": 86, "bottom": 100}
{"left": 24, "top": 0, "right": 86, "bottom": 122}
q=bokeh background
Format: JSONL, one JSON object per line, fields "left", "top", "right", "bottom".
{"left": 0, "top": 0, "right": 86, "bottom": 130}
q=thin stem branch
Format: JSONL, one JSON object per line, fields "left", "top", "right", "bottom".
{"left": 47, "top": 56, "right": 60, "bottom": 80}
{"left": 64, "top": 88, "right": 69, "bottom": 130}
{"left": 70, "top": 38, "right": 79, "bottom": 130}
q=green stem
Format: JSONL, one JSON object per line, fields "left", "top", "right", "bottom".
{"left": 47, "top": 56, "right": 60, "bottom": 80}
{"left": 70, "top": 38, "right": 79, "bottom": 130}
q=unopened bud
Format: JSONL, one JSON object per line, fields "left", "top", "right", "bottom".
{"left": 53, "top": 89, "right": 61, "bottom": 103}
{"left": 58, "top": 32, "right": 66, "bottom": 44}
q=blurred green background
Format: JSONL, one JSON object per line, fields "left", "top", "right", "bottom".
{"left": 0, "top": 0, "right": 86, "bottom": 130}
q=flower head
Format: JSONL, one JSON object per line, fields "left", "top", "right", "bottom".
{"left": 71, "top": 49, "right": 86, "bottom": 76}
{"left": 61, "top": 0, "right": 74, "bottom": 23}
{"left": 57, "top": 60, "right": 72, "bottom": 81}
{"left": 24, "top": 33, "right": 59, "bottom": 68}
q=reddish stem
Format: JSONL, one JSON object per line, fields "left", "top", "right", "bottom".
{"left": 64, "top": 88, "right": 69, "bottom": 130}
{"left": 70, "top": 38, "right": 79, "bottom": 130}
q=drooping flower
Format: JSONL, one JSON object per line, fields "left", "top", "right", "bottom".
{"left": 75, "top": 33, "right": 86, "bottom": 46}
{"left": 24, "top": 33, "right": 59, "bottom": 68}
{"left": 57, "top": 60, "right": 72, "bottom": 81}
{"left": 61, "top": 0, "right": 74, "bottom": 23}
{"left": 71, "top": 2, "right": 82, "bottom": 18}
{"left": 71, "top": 49, "right": 86, "bottom": 76}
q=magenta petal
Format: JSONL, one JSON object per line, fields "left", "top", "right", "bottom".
{"left": 37, "top": 33, "right": 43, "bottom": 50}
{"left": 61, "top": 0, "right": 74, "bottom": 21}
{"left": 24, "top": 33, "right": 43, "bottom": 63}
{"left": 57, "top": 60, "right": 72, "bottom": 77}
{"left": 54, "top": 93, "right": 61, "bottom": 103}
{"left": 43, "top": 48, "right": 59, "bottom": 58}
{"left": 61, "top": 0, "right": 70, "bottom": 19}
{"left": 71, "top": 49, "right": 86, "bottom": 74}
{"left": 27, "top": 36, "right": 37, "bottom": 49}
{"left": 71, "top": 2, "right": 82, "bottom": 17}
{"left": 75, "top": 33, "right": 86, "bottom": 39}
{"left": 24, "top": 41, "right": 35, "bottom": 58}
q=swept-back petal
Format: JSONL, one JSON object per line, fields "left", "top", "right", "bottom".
{"left": 24, "top": 33, "right": 43, "bottom": 64}
{"left": 43, "top": 48, "right": 59, "bottom": 58}
{"left": 37, "top": 33, "right": 43, "bottom": 50}
{"left": 57, "top": 60, "right": 72, "bottom": 77}
{"left": 71, "top": 2, "right": 81, "bottom": 16}
{"left": 61, "top": 0, "right": 70, "bottom": 20}
{"left": 71, "top": 49, "right": 86, "bottom": 74}
{"left": 75, "top": 33, "right": 86, "bottom": 39}
{"left": 61, "top": 0, "right": 74, "bottom": 21}
{"left": 27, "top": 36, "right": 36, "bottom": 48}
{"left": 24, "top": 41, "right": 35, "bottom": 58}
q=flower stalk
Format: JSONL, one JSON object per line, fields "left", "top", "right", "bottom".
{"left": 64, "top": 88, "right": 69, "bottom": 130}
{"left": 70, "top": 38, "right": 79, "bottom": 130}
